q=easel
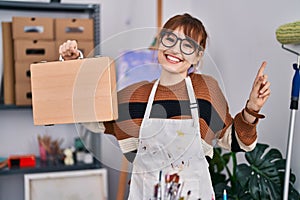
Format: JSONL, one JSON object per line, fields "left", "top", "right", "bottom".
{"left": 116, "top": 156, "right": 130, "bottom": 200}
{"left": 116, "top": 1, "right": 163, "bottom": 199}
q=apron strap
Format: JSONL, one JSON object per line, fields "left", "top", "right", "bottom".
{"left": 141, "top": 77, "right": 200, "bottom": 128}
{"left": 185, "top": 76, "right": 199, "bottom": 128}
{"left": 142, "top": 79, "right": 160, "bottom": 120}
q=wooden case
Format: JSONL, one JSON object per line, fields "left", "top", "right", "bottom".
{"left": 30, "top": 57, "right": 118, "bottom": 125}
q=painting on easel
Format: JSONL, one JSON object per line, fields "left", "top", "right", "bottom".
{"left": 115, "top": 49, "right": 161, "bottom": 91}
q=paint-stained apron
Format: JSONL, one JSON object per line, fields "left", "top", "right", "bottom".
{"left": 128, "top": 76, "right": 215, "bottom": 200}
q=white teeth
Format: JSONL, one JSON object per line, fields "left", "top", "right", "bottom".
{"left": 167, "top": 55, "right": 180, "bottom": 62}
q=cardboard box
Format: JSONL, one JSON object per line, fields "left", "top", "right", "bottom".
{"left": 14, "top": 40, "right": 56, "bottom": 62}
{"left": 30, "top": 57, "right": 118, "bottom": 125}
{"left": 2, "top": 22, "right": 15, "bottom": 105}
{"left": 55, "top": 40, "right": 94, "bottom": 58}
{"left": 12, "top": 17, "right": 54, "bottom": 40}
{"left": 15, "top": 61, "right": 34, "bottom": 83}
{"left": 15, "top": 82, "right": 32, "bottom": 106}
{"left": 55, "top": 18, "right": 93, "bottom": 40}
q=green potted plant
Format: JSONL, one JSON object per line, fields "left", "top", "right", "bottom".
{"left": 209, "top": 143, "right": 300, "bottom": 199}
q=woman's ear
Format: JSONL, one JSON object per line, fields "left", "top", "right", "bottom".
{"left": 191, "top": 50, "right": 204, "bottom": 64}
{"left": 199, "top": 50, "right": 204, "bottom": 57}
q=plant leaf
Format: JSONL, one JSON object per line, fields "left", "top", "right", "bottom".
{"left": 245, "top": 143, "right": 269, "bottom": 166}
{"left": 209, "top": 148, "right": 225, "bottom": 173}
{"left": 209, "top": 148, "right": 231, "bottom": 173}
{"left": 210, "top": 143, "right": 300, "bottom": 199}
{"left": 237, "top": 144, "right": 283, "bottom": 199}
{"left": 235, "top": 164, "right": 251, "bottom": 187}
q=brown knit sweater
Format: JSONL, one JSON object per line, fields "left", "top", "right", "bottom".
{"left": 103, "top": 73, "right": 258, "bottom": 159}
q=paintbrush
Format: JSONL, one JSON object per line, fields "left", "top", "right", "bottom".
{"left": 176, "top": 181, "right": 184, "bottom": 199}
{"left": 167, "top": 173, "right": 177, "bottom": 198}
{"left": 164, "top": 173, "right": 171, "bottom": 199}
{"left": 170, "top": 174, "right": 179, "bottom": 200}
{"left": 157, "top": 170, "right": 162, "bottom": 200}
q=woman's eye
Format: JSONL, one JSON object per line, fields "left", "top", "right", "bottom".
{"left": 183, "top": 43, "right": 193, "bottom": 49}
{"left": 166, "top": 37, "right": 175, "bottom": 43}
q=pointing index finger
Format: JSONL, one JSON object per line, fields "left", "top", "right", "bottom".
{"left": 256, "top": 61, "right": 267, "bottom": 78}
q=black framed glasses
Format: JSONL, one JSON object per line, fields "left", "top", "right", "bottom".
{"left": 160, "top": 30, "right": 203, "bottom": 55}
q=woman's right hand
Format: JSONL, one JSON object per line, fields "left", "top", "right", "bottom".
{"left": 59, "top": 40, "right": 80, "bottom": 60}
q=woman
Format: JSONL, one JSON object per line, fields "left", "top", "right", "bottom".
{"left": 59, "top": 13, "right": 270, "bottom": 200}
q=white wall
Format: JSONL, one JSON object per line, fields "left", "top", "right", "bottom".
{"left": 187, "top": 0, "right": 300, "bottom": 190}
{"left": 1, "top": 0, "right": 300, "bottom": 199}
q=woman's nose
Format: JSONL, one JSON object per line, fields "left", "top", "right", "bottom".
{"left": 169, "top": 40, "right": 182, "bottom": 54}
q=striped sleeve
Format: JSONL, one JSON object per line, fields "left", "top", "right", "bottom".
{"left": 103, "top": 81, "right": 152, "bottom": 154}
{"left": 196, "top": 74, "right": 258, "bottom": 152}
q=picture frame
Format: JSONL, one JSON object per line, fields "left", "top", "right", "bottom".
{"left": 24, "top": 169, "right": 108, "bottom": 200}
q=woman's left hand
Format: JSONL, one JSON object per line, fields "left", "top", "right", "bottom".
{"left": 247, "top": 61, "right": 271, "bottom": 112}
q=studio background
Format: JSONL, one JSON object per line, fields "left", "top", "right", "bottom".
{"left": 0, "top": 0, "right": 299, "bottom": 199}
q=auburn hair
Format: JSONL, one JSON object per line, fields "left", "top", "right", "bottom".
{"left": 161, "top": 13, "right": 208, "bottom": 49}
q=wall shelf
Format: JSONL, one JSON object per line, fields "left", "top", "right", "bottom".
{"left": 0, "top": 0, "right": 100, "bottom": 54}
{"left": 0, "top": 104, "right": 31, "bottom": 110}
{"left": 0, "top": 1, "right": 101, "bottom": 109}
{"left": 0, "top": 1, "right": 96, "bottom": 12}
{"left": 0, "top": 157, "right": 101, "bottom": 176}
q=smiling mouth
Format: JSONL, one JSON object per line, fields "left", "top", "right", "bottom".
{"left": 165, "top": 53, "right": 183, "bottom": 64}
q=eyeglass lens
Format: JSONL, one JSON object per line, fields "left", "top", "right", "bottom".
{"left": 161, "top": 31, "right": 199, "bottom": 55}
